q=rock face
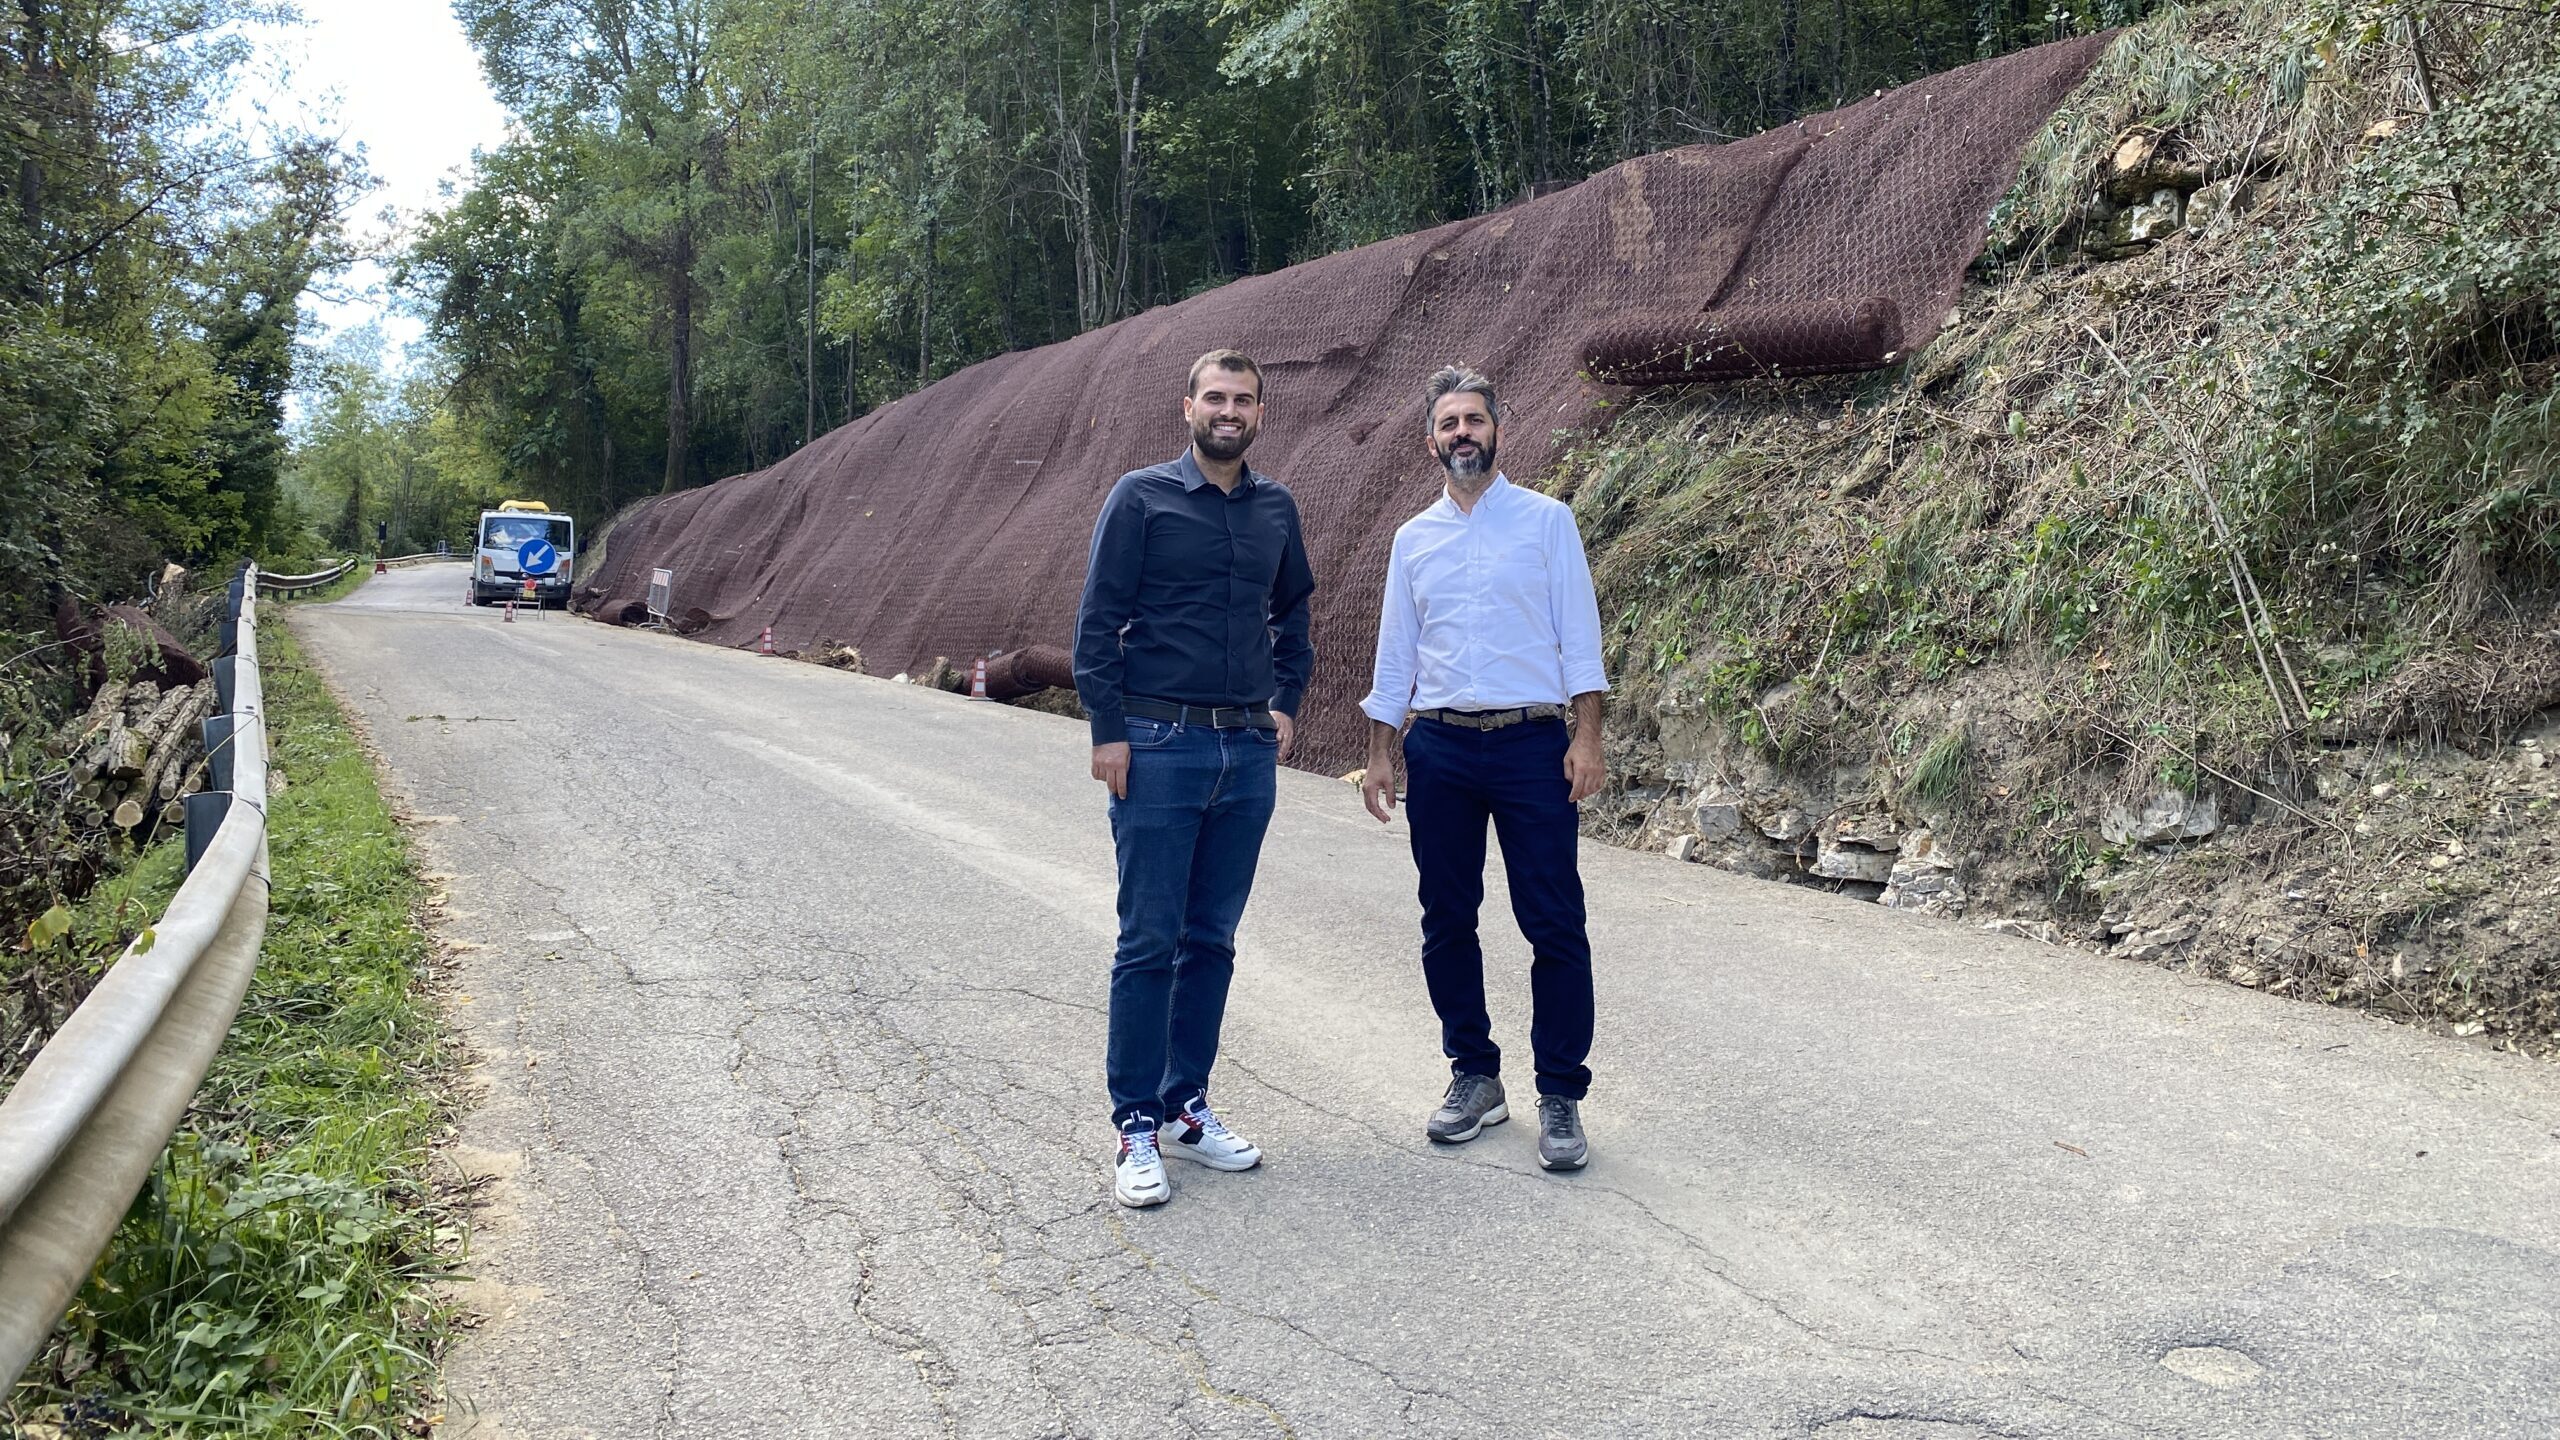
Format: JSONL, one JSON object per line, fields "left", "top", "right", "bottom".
{"left": 2100, "top": 791, "right": 2221, "bottom": 847}
{"left": 2081, "top": 126, "right": 2218, "bottom": 260}
{"left": 2125, "top": 187, "right": 2187, "bottom": 244}
{"left": 1882, "top": 828, "right": 1965, "bottom": 914}
{"left": 1692, "top": 793, "right": 1746, "bottom": 841}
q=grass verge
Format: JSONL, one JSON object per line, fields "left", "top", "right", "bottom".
{"left": 7, "top": 614, "right": 458, "bottom": 1438}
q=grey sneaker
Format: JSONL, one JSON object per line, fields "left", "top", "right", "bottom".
{"left": 1535, "top": 1096, "right": 1589, "bottom": 1171}
{"left": 1426, "top": 1073, "right": 1508, "bottom": 1144}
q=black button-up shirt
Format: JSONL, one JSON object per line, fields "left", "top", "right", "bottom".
{"left": 1073, "top": 450, "right": 1317, "bottom": 744}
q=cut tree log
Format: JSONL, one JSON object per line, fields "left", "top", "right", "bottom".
{"left": 113, "top": 797, "right": 144, "bottom": 830}
{"left": 66, "top": 680, "right": 130, "bottom": 748}
{"left": 132, "top": 680, "right": 211, "bottom": 802}
{"left": 90, "top": 715, "right": 147, "bottom": 780}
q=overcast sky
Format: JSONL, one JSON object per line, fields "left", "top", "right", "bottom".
{"left": 255, "top": 0, "right": 512, "bottom": 365}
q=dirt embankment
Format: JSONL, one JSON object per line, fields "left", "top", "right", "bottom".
{"left": 1566, "top": 1, "right": 2560, "bottom": 1054}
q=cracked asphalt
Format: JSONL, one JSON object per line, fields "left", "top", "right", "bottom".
{"left": 290, "top": 564, "right": 2560, "bottom": 1440}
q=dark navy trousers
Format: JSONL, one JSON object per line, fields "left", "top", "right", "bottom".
{"left": 1401, "top": 715, "right": 1594, "bottom": 1099}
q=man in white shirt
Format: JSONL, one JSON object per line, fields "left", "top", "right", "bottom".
{"left": 1358, "top": 366, "right": 1609, "bottom": 1171}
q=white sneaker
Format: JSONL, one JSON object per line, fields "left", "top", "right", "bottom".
{"left": 1162, "top": 1096, "right": 1262, "bottom": 1172}
{"left": 1114, "top": 1126, "right": 1171, "bottom": 1207}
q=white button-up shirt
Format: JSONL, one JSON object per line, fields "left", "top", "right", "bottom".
{"left": 1360, "top": 474, "right": 1609, "bottom": 725}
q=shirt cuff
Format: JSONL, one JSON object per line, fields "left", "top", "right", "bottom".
{"left": 1358, "top": 692, "right": 1409, "bottom": 727}
{"left": 1089, "top": 709, "right": 1126, "bottom": 745}
{"left": 1271, "top": 687, "right": 1304, "bottom": 719}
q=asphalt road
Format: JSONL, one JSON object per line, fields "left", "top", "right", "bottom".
{"left": 290, "top": 563, "right": 2560, "bottom": 1440}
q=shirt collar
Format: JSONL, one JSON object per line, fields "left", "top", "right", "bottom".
{"left": 1434, "top": 471, "right": 1511, "bottom": 517}
{"left": 1177, "top": 448, "right": 1257, "bottom": 493}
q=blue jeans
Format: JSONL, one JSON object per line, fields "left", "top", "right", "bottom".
{"left": 1402, "top": 715, "right": 1594, "bottom": 1099}
{"left": 1106, "top": 717, "right": 1279, "bottom": 1129}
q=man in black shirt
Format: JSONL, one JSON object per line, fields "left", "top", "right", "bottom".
{"left": 1074, "top": 349, "right": 1316, "bottom": 1208}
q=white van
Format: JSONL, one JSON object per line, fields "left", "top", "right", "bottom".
{"left": 469, "top": 500, "right": 577, "bottom": 607}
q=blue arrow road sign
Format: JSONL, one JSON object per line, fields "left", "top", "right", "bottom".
{"left": 518, "top": 539, "right": 560, "bottom": 575}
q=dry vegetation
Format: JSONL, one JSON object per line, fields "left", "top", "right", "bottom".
{"left": 1561, "top": 0, "right": 2560, "bottom": 1051}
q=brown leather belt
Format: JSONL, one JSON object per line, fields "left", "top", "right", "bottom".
{"left": 1413, "top": 705, "right": 1566, "bottom": 731}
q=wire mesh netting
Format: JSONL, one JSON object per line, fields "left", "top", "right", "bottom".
{"left": 578, "top": 34, "right": 2112, "bottom": 774}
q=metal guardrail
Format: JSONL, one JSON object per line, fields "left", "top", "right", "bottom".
{"left": 257, "top": 558, "right": 354, "bottom": 594}
{"left": 256, "top": 552, "right": 453, "bottom": 600}
{"left": 0, "top": 565, "right": 273, "bottom": 1386}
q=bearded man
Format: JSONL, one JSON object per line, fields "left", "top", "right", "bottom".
{"left": 1359, "top": 365, "right": 1609, "bottom": 1172}
{"left": 1074, "top": 349, "right": 1317, "bottom": 1208}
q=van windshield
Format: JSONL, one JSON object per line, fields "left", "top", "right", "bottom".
{"left": 482, "top": 515, "right": 569, "bottom": 551}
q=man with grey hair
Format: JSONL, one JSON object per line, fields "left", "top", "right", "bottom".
{"left": 1358, "top": 365, "right": 1609, "bottom": 1170}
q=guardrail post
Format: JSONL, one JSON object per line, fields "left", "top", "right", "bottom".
{"left": 181, "top": 792, "right": 232, "bottom": 874}
{"left": 217, "top": 572, "right": 246, "bottom": 658}
{"left": 201, "top": 715, "right": 235, "bottom": 794}
{"left": 211, "top": 655, "right": 237, "bottom": 715}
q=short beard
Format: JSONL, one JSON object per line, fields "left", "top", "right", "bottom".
{"left": 1438, "top": 438, "right": 1496, "bottom": 478}
{"left": 1193, "top": 422, "right": 1253, "bottom": 462}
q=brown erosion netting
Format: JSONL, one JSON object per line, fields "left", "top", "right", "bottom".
{"left": 579, "top": 34, "right": 2112, "bottom": 774}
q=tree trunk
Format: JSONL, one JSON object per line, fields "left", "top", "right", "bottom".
{"left": 805, "top": 150, "right": 817, "bottom": 448}
{"left": 1778, "top": 0, "right": 1800, "bottom": 117}
{"left": 1525, "top": 0, "right": 1554, "bottom": 188}
{"left": 662, "top": 216, "right": 694, "bottom": 494}
{"left": 1107, "top": 0, "right": 1147, "bottom": 321}
{"left": 916, "top": 213, "right": 935, "bottom": 383}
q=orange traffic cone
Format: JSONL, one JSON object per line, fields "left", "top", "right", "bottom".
{"left": 969, "top": 656, "right": 989, "bottom": 699}
{"left": 759, "top": 625, "right": 775, "bottom": 655}
{"left": 504, "top": 601, "right": 516, "bottom": 623}
{"left": 373, "top": 557, "right": 386, "bottom": 574}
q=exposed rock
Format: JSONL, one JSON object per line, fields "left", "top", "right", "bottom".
{"left": 2117, "top": 919, "right": 2200, "bottom": 963}
{"left": 1668, "top": 833, "right": 1702, "bottom": 863}
{"left": 1883, "top": 868, "right": 1964, "bottom": 914}
{"left": 1832, "top": 813, "right": 1904, "bottom": 851}
{"left": 1616, "top": 786, "right": 1669, "bottom": 825}
{"left": 2103, "top": 127, "right": 2210, "bottom": 203}
{"left": 2126, "top": 187, "right": 2187, "bottom": 244}
{"left": 1758, "top": 808, "right": 1812, "bottom": 843}
{"left": 2185, "top": 175, "right": 2250, "bottom": 236}
{"left": 1811, "top": 839, "right": 1896, "bottom": 884}
{"left": 2100, "top": 791, "right": 2219, "bottom": 846}
{"left": 1984, "top": 918, "right": 2061, "bottom": 944}
{"left": 1882, "top": 828, "right": 1964, "bottom": 913}
{"left": 1692, "top": 793, "right": 1745, "bottom": 841}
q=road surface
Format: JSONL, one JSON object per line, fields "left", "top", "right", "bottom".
{"left": 290, "top": 563, "right": 2560, "bottom": 1439}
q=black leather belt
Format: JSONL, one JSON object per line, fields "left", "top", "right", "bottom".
{"left": 1125, "top": 697, "right": 1278, "bottom": 730}
{"left": 1414, "top": 705, "right": 1566, "bottom": 731}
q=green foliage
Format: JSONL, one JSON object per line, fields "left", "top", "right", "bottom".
{"left": 407, "top": 0, "right": 2146, "bottom": 504}
{"left": 2239, "top": 1, "right": 2560, "bottom": 608}
{"left": 13, "top": 619, "right": 456, "bottom": 1436}
{"left": 0, "top": 3, "right": 358, "bottom": 629}
{"left": 1902, "top": 720, "right": 1974, "bottom": 806}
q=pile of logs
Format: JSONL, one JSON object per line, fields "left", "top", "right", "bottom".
{"left": 61, "top": 676, "right": 218, "bottom": 837}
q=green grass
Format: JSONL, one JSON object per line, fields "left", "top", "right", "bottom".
{"left": 9, "top": 615, "right": 457, "bottom": 1438}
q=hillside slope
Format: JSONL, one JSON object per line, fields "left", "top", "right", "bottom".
{"left": 1565, "top": 0, "right": 2559, "bottom": 1050}
{"left": 574, "top": 35, "right": 2112, "bottom": 772}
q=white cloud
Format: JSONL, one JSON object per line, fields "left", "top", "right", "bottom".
{"left": 254, "top": 0, "right": 513, "bottom": 368}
